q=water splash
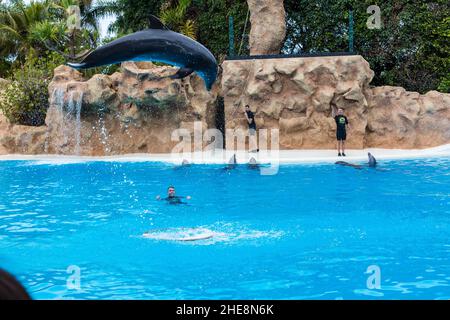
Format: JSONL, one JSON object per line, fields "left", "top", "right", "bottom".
{"left": 143, "top": 227, "right": 215, "bottom": 242}
{"left": 142, "top": 224, "right": 284, "bottom": 245}
{"left": 74, "top": 92, "right": 82, "bottom": 155}
{"left": 98, "top": 112, "right": 110, "bottom": 153}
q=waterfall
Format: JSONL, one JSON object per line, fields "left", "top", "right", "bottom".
{"left": 49, "top": 87, "right": 84, "bottom": 155}
{"left": 45, "top": 87, "right": 65, "bottom": 153}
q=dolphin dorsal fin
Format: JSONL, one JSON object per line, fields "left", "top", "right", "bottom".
{"left": 148, "top": 14, "right": 169, "bottom": 30}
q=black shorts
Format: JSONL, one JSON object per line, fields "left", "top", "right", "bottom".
{"left": 336, "top": 130, "right": 346, "bottom": 141}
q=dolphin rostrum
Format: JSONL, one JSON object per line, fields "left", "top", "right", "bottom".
{"left": 67, "top": 15, "right": 218, "bottom": 90}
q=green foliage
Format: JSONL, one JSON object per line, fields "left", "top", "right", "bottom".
{"left": 283, "top": 0, "right": 450, "bottom": 93}
{"left": 0, "top": 0, "right": 98, "bottom": 75}
{"left": 193, "top": 0, "right": 249, "bottom": 60}
{"left": 0, "top": 52, "right": 64, "bottom": 126}
{"left": 0, "top": 0, "right": 54, "bottom": 60}
{"left": 438, "top": 75, "right": 450, "bottom": 93}
{"left": 1, "top": 0, "right": 448, "bottom": 94}
{"left": 160, "top": 0, "right": 196, "bottom": 39}
{"left": 90, "top": 0, "right": 249, "bottom": 59}
{"left": 88, "top": 0, "right": 164, "bottom": 35}
{"left": 283, "top": 0, "right": 348, "bottom": 53}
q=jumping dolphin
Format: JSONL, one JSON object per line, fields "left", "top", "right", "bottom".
{"left": 67, "top": 15, "right": 218, "bottom": 90}
{"left": 335, "top": 153, "right": 377, "bottom": 169}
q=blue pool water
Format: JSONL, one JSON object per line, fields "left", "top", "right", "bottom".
{"left": 0, "top": 158, "right": 449, "bottom": 299}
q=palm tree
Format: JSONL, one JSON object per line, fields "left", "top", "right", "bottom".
{"left": 0, "top": 0, "right": 99, "bottom": 62}
{"left": 84, "top": 0, "right": 124, "bottom": 35}
{"left": 52, "top": 0, "right": 97, "bottom": 31}
{"left": 87, "top": 0, "right": 197, "bottom": 39}
{"left": 0, "top": 0, "right": 53, "bottom": 59}
{"left": 50, "top": 0, "right": 98, "bottom": 57}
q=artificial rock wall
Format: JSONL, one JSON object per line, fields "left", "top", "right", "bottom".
{"left": 1, "top": 55, "right": 449, "bottom": 156}
{"left": 221, "top": 55, "right": 450, "bottom": 149}
{"left": 0, "top": 62, "right": 219, "bottom": 155}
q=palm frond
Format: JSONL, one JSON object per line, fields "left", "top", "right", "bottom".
{"left": 180, "top": 19, "right": 196, "bottom": 39}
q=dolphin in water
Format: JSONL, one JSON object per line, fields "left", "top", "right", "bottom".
{"left": 335, "top": 153, "right": 377, "bottom": 170}
{"left": 247, "top": 157, "right": 260, "bottom": 169}
{"left": 173, "top": 159, "right": 191, "bottom": 170}
{"left": 67, "top": 15, "right": 218, "bottom": 90}
{"left": 335, "top": 161, "right": 363, "bottom": 169}
{"left": 368, "top": 152, "right": 377, "bottom": 168}
{"left": 224, "top": 154, "right": 237, "bottom": 170}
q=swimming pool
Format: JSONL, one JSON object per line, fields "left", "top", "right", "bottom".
{"left": 0, "top": 158, "right": 449, "bottom": 299}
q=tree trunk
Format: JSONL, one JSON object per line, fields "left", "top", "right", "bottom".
{"left": 247, "top": 0, "right": 286, "bottom": 55}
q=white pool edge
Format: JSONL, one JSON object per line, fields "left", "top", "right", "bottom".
{"left": 0, "top": 144, "right": 449, "bottom": 165}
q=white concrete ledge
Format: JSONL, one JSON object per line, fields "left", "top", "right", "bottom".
{"left": 0, "top": 144, "right": 449, "bottom": 165}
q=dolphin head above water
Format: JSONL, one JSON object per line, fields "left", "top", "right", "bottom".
{"left": 368, "top": 152, "right": 377, "bottom": 167}
{"left": 67, "top": 15, "right": 218, "bottom": 90}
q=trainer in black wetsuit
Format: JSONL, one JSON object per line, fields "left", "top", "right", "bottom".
{"left": 245, "top": 105, "right": 258, "bottom": 152}
{"left": 245, "top": 107, "right": 256, "bottom": 131}
{"left": 164, "top": 196, "right": 185, "bottom": 204}
{"left": 333, "top": 108, "right": 349, "bottom": 156}
{"left": 156, "top": 186, "right": 191, "bottom": 205}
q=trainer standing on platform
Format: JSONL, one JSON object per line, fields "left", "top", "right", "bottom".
{"left": 332, "top": 106, "right": 350, "bottom": 157}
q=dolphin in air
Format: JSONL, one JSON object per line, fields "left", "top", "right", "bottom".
{"left": 67, "top": 15, "right": 218, "bottom": 90}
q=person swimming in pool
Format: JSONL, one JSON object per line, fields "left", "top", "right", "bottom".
{"left": 156, "top": 186, "right": 191, "bottom": 204}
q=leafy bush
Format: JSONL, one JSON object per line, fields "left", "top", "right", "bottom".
{"left": 0, "top": 52, "right": 64, "bottom": 126}
{"left": 438, "top": 76, "right": 450, "bottom": 93}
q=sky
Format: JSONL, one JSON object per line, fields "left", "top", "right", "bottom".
{"left": 97, "top": 14, "right": 116, "bottom": 39}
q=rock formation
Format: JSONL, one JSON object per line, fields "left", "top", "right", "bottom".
{"left": 0, "top": 62, "right": 219, "bottom": 155}
{"left": 247, "top": 0, "right": 286, "bottom": 55}
{"left": 222, "top": 55, "right": 450, "bottom": 149}
{"left": 365, "top": 87, "right": 450, "bottom": 148}
{"left": 0, "top": 55, "right": 449, "bottom": 155}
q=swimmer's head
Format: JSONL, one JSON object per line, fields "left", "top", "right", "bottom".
{"left": 337, "top": 108, "right": 344, "bottom": 115}
{"left": 167, "top": 186, "right": 175, "bottom": 197}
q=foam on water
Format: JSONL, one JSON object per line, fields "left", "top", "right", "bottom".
{"left": 143, "top": 227, "right": 216, "bottom": 242}
{"left": 142, "top": 224, "right": 284, "bottom": 245}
